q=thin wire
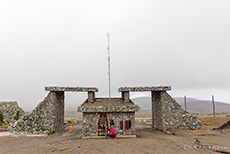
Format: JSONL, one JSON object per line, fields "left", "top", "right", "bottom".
{"left": 107, "top": 32, "right": 111, "bottom": 99}
{"left": 98, "top": 80, "right": 108, "bottom": 89}
{"left": 111, "top": 58, "right": 139, "bottom": 85}
{"left": 111, "top": 83, "right": 118, "bottom": 92}
{"left": 59, "top": 58, "right": 105, "bottom": 85}
{"left": 110, "top": 80, "right": 119, "bottom": 89}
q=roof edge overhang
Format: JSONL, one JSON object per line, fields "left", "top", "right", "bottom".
{"left": 77, "top": 105, "right": 140, "bottom": 113}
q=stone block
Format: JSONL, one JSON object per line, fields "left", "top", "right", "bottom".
{"left": 118, "top": 86, "right": 171, "bottom": 92}
{"left": 45, "top": 86, "right": 98, "bottom": 92}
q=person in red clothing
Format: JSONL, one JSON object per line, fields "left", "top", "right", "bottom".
{"left": 107, "top": 128, "right": 116, "bottom": 138}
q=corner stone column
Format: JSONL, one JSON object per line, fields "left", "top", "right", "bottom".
{"left": 53, "top": 91, "right": 65, "bottom": 131}
{"left": 88, "top": 91, "right": 95, "bottom": 103}
{"left": 122, "top": 91, "right": 130, "bottom": 103}
{"left": 151, "top": 91, "right": 162, "bottom": 130}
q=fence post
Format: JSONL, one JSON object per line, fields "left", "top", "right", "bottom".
{"left": 184, "top": 95, "right": 187, "bottom": 110}
{"left": 212, "top": 95, "right": 216, "bottom": 117}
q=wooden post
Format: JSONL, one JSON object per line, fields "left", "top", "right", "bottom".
{"left": 184, "top": 95, "right": 187, "bottom": 110}
{"left": 212, "top": 95, "right": 216, "bottom": 117}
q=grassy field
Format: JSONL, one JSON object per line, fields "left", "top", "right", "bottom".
{"left": 198, "top": 116, "right": 230, "bottom": 127}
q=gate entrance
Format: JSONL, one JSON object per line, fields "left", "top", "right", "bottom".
{"left": 97, "top": 113, "right": 108, "bottom": 136}
{"left": 10, "top": 86, "right": 203, "bottom": 135}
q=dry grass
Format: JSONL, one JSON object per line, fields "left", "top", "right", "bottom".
{"left": 198, "top": 116, "right": 230, "bottom": 127}
{"left": 0, "top": 120, "right": 16, "bottom": 129}
{"left": 135, "top": 116, "right": 230, "bottom": 128}
{"left": 64, "top": 119, "right": 82, "bottom": 125}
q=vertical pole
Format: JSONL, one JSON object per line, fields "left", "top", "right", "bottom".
{"left": 107, "top": 32, "right": 111, "bottom": 99}
{"left": 184, "top": 95, "right": 187, "bottom": 110}
{"left": 212, "top": 95, "right": 216, "bottom": 117}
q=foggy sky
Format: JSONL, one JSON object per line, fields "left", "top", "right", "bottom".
{"left": 1, "top": 0, "right": 230, "bottom": 111}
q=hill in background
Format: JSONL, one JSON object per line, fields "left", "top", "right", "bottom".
{"left": 131, "top": 97, "right": 230, "bottom": 113}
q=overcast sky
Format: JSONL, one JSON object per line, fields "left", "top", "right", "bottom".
{"left": 1, "top": 0, "right": 230, "bottom": 111}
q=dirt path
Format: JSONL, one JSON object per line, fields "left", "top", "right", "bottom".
{"left": 0, "top": 125, "right": 230, "bottom": 154}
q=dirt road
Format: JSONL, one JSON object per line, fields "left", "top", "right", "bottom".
{"left": 0, "top": 125, "right": 230, "bottom": 154}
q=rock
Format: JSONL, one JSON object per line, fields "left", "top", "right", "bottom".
{"left": 164, "top": 131, "right": 171, "bottom": 135}
{"left": 9, "top": 92, "right": 64, "bottom": 134}
{"left": 0, "top": 101, "right": 24, "bottom": 121}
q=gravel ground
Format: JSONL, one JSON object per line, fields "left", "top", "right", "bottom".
{"left": 0, "top": 124, "right": 230, "bottom": 154}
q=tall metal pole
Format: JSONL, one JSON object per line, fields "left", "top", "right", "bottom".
{"left": 184, "top": 95, "right": 187, "bottom": 110}
{"left": 107, "top": 32, "right": 111, "bottom": 99}
{"left": 212, "top": 95, "right": 216, "bottom": 117}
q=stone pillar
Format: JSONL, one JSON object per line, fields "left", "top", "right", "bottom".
{"left": 151, "top": 91, "right": 162, "bottom": 129}
{"left": 122, "top": 91, "right": 130, "bottom": 103}
{"left": 53, "top": 91, "right": 65, "bottom": 131}
{"left": 88, "top": 91, "right": 95, "bottom": 103}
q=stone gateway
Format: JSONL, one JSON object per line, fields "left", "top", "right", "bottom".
{"left": 9, "top": 86, "right": 202, "bottom": 135}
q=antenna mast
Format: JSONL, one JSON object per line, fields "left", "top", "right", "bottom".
{"left": 107, "top": 32, "right": 111, "bottom": 99}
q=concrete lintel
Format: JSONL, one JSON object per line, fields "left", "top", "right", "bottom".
{"left": 118, "top": 86, "right": 171, "bottom": 92}
{"left": 45, "top": 86, "right": 98, "bottom": 92}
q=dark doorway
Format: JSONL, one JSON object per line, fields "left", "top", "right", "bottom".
{"left": 97, "top": 113, "right": 108, "bottom": 136}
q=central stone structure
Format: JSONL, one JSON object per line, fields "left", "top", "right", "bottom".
{"left": 78, "top": 97, "right": 139, "bottom": 137}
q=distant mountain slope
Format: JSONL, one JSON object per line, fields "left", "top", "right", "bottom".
{"left": 131, "top": 97, "right": 151, "bottom": 110}
{"left": 131, "top": 97, "right": 230, "bottom": 113}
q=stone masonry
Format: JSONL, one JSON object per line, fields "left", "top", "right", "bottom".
{"left": 81, "top": 112, "right": 136, "bottom": 137}
{"left": 107, "top": 112, "right": 135, "bottom": 136}
{"left": 78, "top": 98, "right": 139, "bottom": 137}
{"left": 152, "top": 91, "right": 202, "bottom": 131}
{"left": 0, "top": 101, "right": 24, "bottom": 121}
{"left": 9, "top": 86, "right": 202, "bottom": 135}
{"left": 45, "top": 86, "right": 98, "bottom": 92}
{"left": 10, "top": 91, "right": 64, "bottom": 134}
{"left": 119, "top": 86, "right": 203, "bottom": 131}
{"left": 10, "top": 86, "right": 98, "bottom": 134}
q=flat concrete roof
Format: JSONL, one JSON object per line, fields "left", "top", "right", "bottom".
{"left": 45, "top": 86, "right": 98, "bottom": 92}
{"left": 118, "top": 86, "right": 171, "bottom": 92}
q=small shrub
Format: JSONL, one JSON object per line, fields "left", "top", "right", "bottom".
{"left": 18, "top": 129, "right": 25, "bottom": 132}
{"left": 49, "top": 130, "right": 56, "bottom": 135}
{"left": 41, "top": 127, "right": 46, "bottom": 131}
{"left": 14, "top": 110, "right": 20, "bottom": 120}
{"left": 2, "top": 121, "right": 10, "bottom": 128}
{"left": 0, "top": 110, "right": 4, "bottom": 123}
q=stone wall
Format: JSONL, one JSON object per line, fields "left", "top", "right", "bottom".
{"left": 107, "top": 112, "right": 135, "bottom": 136}
{"left": 0, "top": 101, "right": 24, "bottom": 121}
{"left": 82, "top": 113, "right": 98, "bottom": 136}
{"left": 152, "top": 91, "right": 202, "bottom": 131}
{"left": 10, "top": 91, "right": 64, "bottom": 134}
{"left": 82, "top": 112, "right": 135, "bottom": 137}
